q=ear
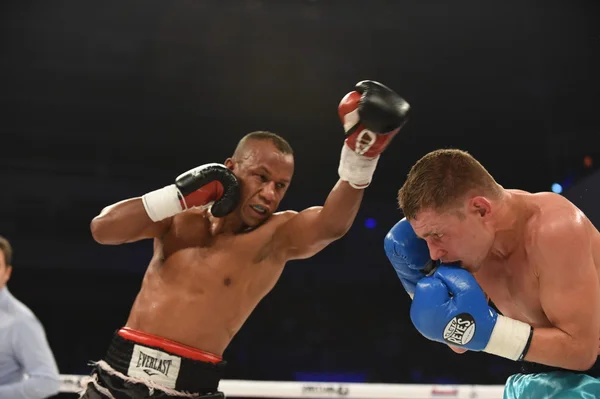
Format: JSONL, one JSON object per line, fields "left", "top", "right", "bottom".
{"left": 469, "top": 196, "right": 492, "bottom": 218}
{"left": 224, "top": 158, "right": 235, "bottom": 170}
{"left": 4, "top": 265, "right": 12, "bottom": 283}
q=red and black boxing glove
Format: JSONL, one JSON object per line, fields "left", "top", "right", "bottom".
{"left": 338, "top": 80, "right": 410, "bottom": 188}
{"left": 142, "top": 163, "right": 240, "bottom": 221}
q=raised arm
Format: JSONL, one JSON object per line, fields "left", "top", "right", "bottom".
{"left": 91, "top": 164, "right": 240, "bottom": 245}
{"left": 274, "top": 80, "right": 410, "bottom": 261}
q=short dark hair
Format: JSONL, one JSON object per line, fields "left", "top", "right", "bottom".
{"left": 398, "top": 149, "right": 501, "bottom": 219}
{"left": 0, "top": 235, "right": 13, "bottom": 266}
{"left": 235, "top": 131, "right": 293, "bottom": 156}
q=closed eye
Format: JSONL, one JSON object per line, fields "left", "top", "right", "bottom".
{"left": 255, "top": 174, "right": 268, "bottom": 182}
{"left": 432, "top": 233, "right": 444, "bottom": 241}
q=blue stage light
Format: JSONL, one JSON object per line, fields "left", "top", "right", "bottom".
{"left": 551, "top": 183, "right": 563, "bottom": 194}
{"left": 364, "top": 218, "right": 377, "bottom": 229}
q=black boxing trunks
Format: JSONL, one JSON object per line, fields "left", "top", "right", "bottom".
{"left": 80, "top": 327, "right": 226, "bottom": 398}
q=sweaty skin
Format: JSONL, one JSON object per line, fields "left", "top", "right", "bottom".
{"left": 411, "top": 190, "right": 600, "bottom": 370}
{"left": 91, "top": 140, "right": 364, "bottom": 356}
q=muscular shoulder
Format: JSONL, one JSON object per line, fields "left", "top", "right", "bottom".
{"left": 271, "top": 210, "right": 299, "bottom": 222}
{"left": 527, "top": 193, "right": 589, "bottom": 262}
{"left": 532, "top": 192, "right": 586, "bottom": 234}
{"left": 269, "top": 207, "right": 323, "bottom": 230}
{"left": 252, "top": 210, "right": 297, "bottom": 233}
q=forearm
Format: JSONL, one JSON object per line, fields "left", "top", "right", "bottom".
{"left": 0, "top": 376, "right": 60, "bottom": 399}
{"left": 90, "top": 198, "right": 168, "bottom": 244}
{"left": 318, "top": 179, "right": 364, "bottom": 237}
{"left": 523, "top": 326, "right": 597, "bottom": 370}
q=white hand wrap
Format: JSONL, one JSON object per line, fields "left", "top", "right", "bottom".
{"left": 483, "top": 314, "right": 533, "bottom": 361}
{"left": 141, "top": 184, "right": 184, "bottom": 222}
{"left": 338, "top": 144, "right": 380, "bottom": 189}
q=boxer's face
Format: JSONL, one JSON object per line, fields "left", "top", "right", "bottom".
{"left": 226, "top": 140, "right": 294, "bottom": 227}
{"left": 411, "top": 197, "right": 495, "bottom": 272}
{"left": 0, "top": 251, "right": 12, "bottom": 289}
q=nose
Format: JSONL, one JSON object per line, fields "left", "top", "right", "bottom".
{"left": 427, "top": 242, "right": 446, "bottom": 262}
{"left": 259, "top": 182, "right": 276, "bottom": 203}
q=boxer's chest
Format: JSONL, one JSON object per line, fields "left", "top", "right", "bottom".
{"left": 475, "top": 259, "right": 552, "bottom": 327}
{"left": 160, "top": 214, "right": 283, "bottom": 285}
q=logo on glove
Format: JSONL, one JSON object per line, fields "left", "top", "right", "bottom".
{"left": 443, "top": 313, "right": 476, "bottom": 346}
{"left": 353, "top": 129, "right": 377, "bottom": 155}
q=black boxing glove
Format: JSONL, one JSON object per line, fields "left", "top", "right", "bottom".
{"left": 338, "top": 80, "right": 410, "bottom": 188}
{"left": 142, "top": 163, "right": 240, "bottom": 221}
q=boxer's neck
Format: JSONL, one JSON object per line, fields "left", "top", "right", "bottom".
{"left": 488, "top": 191, "right": 531, "bottom": 260}
{"left": 206, "top": 210, "right": 246, "bottom": 235}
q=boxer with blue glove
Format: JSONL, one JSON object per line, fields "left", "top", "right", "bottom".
{"left": 384, "top": 217, "right": 435, "bottom": 299}
{"left": 410, "top": 266, "right": 533, "bottom": 361}
{"left": 394, "top": 148, "right": 600, "bottom": 398}
{"left": 385, "top": 219, "right": 474, "bottom": 354}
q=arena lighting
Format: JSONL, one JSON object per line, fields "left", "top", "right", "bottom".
{"left": 364, "top": 217, "right": 377, "bottom": 229}
{"left": 551, "top": 183, "right": 563, "bottom": 194}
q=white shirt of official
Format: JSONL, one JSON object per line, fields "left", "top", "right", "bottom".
{"left": 0, "top": 287, "right": 60, "bottom": 399}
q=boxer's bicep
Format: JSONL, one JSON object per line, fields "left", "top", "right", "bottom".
{"left": 536, "top": 221, "right": 600, "bottom": 353}
{"left": 91, "top": 198, "right": 173, "bottom": 244}
{"left": 272, "top": 206, "right": 339, "bottom": 261}
{"left": 271, "top": 179, "right": 365, "bottom": 261}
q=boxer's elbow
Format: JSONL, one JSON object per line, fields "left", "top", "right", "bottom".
{"left": 560, "top": 336, "right": 598, "bottom": 370}
{"left": 90, "top": 215, "right": 120, "bottom": 245}
{"left": 570, "top": 346, "right": 598, "bottom": 371}
{"left": 575, "top": 330, "right": 600, "bottom": 370}
{"left": 90, "top": 216, "right": 107, "bottom": 244}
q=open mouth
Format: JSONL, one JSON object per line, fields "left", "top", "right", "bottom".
{"left": 250, "top": 205, "right": 268, "bottom": 216}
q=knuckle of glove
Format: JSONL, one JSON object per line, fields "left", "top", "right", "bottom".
{"left": 385, "top": 219, "right": 431, "bottom": 273}
{"left": 434, "top": 266, "right": 480, "bottom": 295}
{"left": 355, "top": 80, "right": 393, "bottom": 94}
{"left": 176, "top": 163, "right": 226, "bottom": 194}
{"left": 355, "top": 80, "right": 410, "bottom": 134}
{"left": 211, "top": 168, "right": 241, "bottom": 218}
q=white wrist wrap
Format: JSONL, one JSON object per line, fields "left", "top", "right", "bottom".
{"left": 142, "top": 184, "right": 184, "bottom": 222}
{"left": 483, "top": 314, "right": 532, "bottom": 361}
{"left": 338, "top": 144, "right": 380, "bottom": 189}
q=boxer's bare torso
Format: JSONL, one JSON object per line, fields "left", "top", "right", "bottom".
{"left": 90, "top": 85, "right": 409, "bottom": 359}
{"left": 126, "top": 209, "right": 295, "bottom": 356}
{"left": 90, "top": 138, "right": 367, "bottom": 356}
{"left": 474, "top": 191, "right": 600, "bottom": 342}
{"left": 435, "top": 190, "right": 600, "bottom": 356}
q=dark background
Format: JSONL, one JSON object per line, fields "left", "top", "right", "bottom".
{"left": 1, "top": 0, "right": 600, "bottom": 396}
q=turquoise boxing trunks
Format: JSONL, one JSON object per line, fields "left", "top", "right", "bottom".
{"left": 503, "top": 360, "right": 600, "bottom": 399}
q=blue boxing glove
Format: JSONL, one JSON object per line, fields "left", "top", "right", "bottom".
{"left": 410, "top": 266, "right": 534, "bottom": 361}
{"left": 384, "top": 218, "right": 435, "bottom": 298}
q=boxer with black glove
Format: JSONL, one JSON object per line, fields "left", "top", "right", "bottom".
{"left": 83, "top": 81, "right": 410, "bottom": 399}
